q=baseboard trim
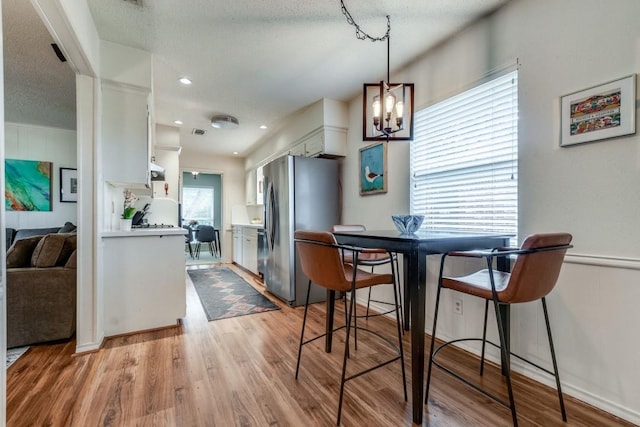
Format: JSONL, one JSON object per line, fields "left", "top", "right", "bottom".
{"left": 361, "top": 295, "right": 640, "bottom": 425}
{"left": 436, "top": 332, "right": 640, "bottom": 426}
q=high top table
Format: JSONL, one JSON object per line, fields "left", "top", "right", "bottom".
{"left": 332, "top": 229, "right": 511, "bottom": 424}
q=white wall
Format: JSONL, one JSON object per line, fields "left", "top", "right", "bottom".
{"left": 4, "top": 122, "right": 77, "bottom": 230}
{"left": 341, "top": 0, "right": 640, "bottom": 423}
{"left": 179, "top": 150, "right": 245, "bottom": 263}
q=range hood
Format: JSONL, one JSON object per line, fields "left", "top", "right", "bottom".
{"left": 150, "top": 161, "right": 165, "bottom": 181}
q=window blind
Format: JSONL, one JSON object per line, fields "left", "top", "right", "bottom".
{"left": 410, "top": 71, "right": 518, "bottom": 243}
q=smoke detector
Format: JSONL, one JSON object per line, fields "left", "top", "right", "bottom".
{"left": 211, "top": 115, "right": 239, "bottom": 129}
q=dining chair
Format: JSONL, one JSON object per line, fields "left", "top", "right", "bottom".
{"left": 184, "top": 230, "right": 194, "bottom": 259}
{"left": 213, "top": 228, "right": 221, "bottom": 257}
{"left": 294, "top": 230, "right": 407, "bottom": 425}
{"left": 331, "top": 224, "right": 404, "bottom": 334}
{"left": 424, "top": 233, "right": 573, "bottom": 426}
{"left": 194, "top": 225, "right": 216, "bottom": 258}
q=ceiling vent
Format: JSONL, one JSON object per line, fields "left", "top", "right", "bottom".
{"left": 192, "top": 128, "right": 207, "bottom": 136}
{"left": 211, "top": 115, "right": 239, "bottom": 129}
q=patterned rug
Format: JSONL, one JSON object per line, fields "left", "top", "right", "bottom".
{"left": 187, "top": 267, "right": 280, "bottom": 321}
{"left": 6, "top": 346, "right": 29, "bottom": 368}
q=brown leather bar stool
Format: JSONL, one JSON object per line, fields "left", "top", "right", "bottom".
{"left": 331, "top": 225, "right": 404, "bottom": 334}
{"left": 425, "top": 233, "right": 573, "bottom": 426}
{"left": 294, "top": 230, "right": 407, "bottom": 425}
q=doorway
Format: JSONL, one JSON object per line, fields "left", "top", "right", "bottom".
{"left": 181, "top": 171, "right": 222, "bottom": 265}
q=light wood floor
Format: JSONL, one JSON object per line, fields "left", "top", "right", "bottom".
{"left": 6, "top": 263, "right": 634, "bottom": 426}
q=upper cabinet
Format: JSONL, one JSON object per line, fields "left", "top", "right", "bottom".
{"left": 101, "top": 82, "right": 151, "bottom": 187}
{"left": 152, "top": 124, "right": 182, "bottom": 201}
{"left": 256, "top": 166, "right": 264, "bottom": 205}
{"left": 100, "top": 41, "right": 153, "bottom": 189}
{"left": 245, "top": 166, "right": 265, "bottom": 205}
{"left": 288, "top": 126, "right": 347, "bottom": 158}
{"left": 245, "top": 169, "right": 256, "bottom": 205}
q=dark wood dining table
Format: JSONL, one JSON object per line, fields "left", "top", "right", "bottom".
{"left": 332, "top": 229, "right": 511, "bottom": 424}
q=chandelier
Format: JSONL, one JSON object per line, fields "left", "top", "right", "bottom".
{"left": 341, "top": 1, "right": 414, "bottom": 141}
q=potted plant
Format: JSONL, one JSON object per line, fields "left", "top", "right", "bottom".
{"left": 120, "top": 190, "right": 138, "bottom": 231}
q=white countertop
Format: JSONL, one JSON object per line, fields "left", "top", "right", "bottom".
{"left": 232, "top": 223, "right": 264, "bottom": 229}
{"left": 101, "top": 228, "right": 188, "bottom": 238}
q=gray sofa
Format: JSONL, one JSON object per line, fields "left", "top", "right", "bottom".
{"left": 6, "top": 232, "right": 77, "bottom": 348}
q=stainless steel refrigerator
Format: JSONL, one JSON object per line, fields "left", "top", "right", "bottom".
{"left": 263, "top": 155, "right": 340, "bottom": 306}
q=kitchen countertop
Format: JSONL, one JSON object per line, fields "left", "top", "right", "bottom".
{"left": 232, "top": 223, "right": 264, "bottom": 229}
{"left": 101, "top": 228, "right": 188, "bottom": 238}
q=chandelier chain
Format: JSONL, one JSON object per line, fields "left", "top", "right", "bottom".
{"left": 340, "top": 0, "right": 390, "bottom": 42}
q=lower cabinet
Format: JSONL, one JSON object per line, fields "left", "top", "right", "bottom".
{"left": 232, "top": 225, "right": 260, "bottom": 275}
{"left": 233, "top": 226, "right": 243, "bottom": 264}
{"left": 242, "top": 228, "right": 258, "bottom": 275}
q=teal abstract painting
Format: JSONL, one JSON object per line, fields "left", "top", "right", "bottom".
{"left": 5, "top": 159, "right": 52, "bottom": 211}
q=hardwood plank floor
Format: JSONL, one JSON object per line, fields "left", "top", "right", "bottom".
{"left": 6, "top": 264, "right": 634, "bottom": 426}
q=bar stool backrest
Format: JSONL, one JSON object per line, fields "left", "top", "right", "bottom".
{"left": 503, "top": 233, "right": 573, "bottom": 303}
{"left": 295, "top": 230, "right": 351, "bottom": 292}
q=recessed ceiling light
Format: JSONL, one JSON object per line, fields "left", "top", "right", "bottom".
{"left": 178, "top": 77, "right": 192, "bottom": 85}
{"left": 259, "top": 125, "right": 268, "bottom": 129}
{"left": 233, "top": 151, "right": 239, "bottom": 155}
{"left": 174, "top": 120, "right": 183, "bottom": 125}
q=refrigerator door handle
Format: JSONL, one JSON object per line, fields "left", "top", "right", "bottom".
{"left": 266, "top": 182, "right": 276, "bottom": 250}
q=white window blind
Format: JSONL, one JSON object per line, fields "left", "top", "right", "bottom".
{"left": 410, "top": 70, "right": 518, "bottom": 243}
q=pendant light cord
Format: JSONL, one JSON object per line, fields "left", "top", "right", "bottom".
{"left": 340, "top": 0, "right": 390, "bottom": 42}
{"left": 340, "top": 1, "right": 392, "bottom": 82}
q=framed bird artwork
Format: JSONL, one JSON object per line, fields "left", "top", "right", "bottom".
{"left": 359, "top": 141, "right": 387, "bottom": 196}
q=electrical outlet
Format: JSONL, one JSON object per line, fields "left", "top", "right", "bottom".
{"left": 453, "top": 299, "right": 463, "bottom": 315}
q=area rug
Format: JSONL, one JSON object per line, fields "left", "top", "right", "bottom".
{"left": 187, "top": 267, "right": 280, "bottom": 321}
{"left": 6, "top": 346, "right": 29, "bottom": 368}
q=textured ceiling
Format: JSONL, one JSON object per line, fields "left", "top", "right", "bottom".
{"left": 3, "top": 0, "right": 509, "bottom": 156}
{"left": 2, "top": 0, "right": 76, "bottom": 130}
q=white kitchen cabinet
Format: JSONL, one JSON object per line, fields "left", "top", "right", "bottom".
{"left": 245, "top": 169, "right": 256, "bottom": 205}
{"left": 232, "top": 225, "right": 260, "bottom": 275}
{"left": 102, "top": 231, "right": 186, "bottom": 336}
{"left": 287, "top": 126, "right": 347, "bottom": 158}
{"left": 256, "top": 166, "right": 264, "bottom": 205}
{"left": 233, "top": 226, "right": 243, "bottom": 264}
{"left": 242, "top": 227, "right": 258, "bottom": 275}
{"left": 102, "top": 82, "right": 151, "bottom": 187}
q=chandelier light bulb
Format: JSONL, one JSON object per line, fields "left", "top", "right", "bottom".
{"left": 384, "top": 92, "right": 396, "bottom": 121}
{"left": 372, "top": 97, "right": 381, "bottom": 125}
{"left": 396, "top": 100, "right": 404, "bottom": 128}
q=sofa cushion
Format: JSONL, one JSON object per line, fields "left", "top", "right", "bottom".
{"left": 58, "top": 222, "right": 77, "bottom": 233}
{"left": 6, "top": 235, "right": 44, "bottom": 268}
{"left": 65, "top": 249, "right": 77, "bottom": 269}
{"left": 31, "top": 233, "right": 77, "bottom": 268}
{"left": 56, "top": 233, "right": 77, "bottom": 266}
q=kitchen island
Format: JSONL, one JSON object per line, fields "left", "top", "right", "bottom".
{"left": 102, "top": 227, "right": 188, "bottom": 336}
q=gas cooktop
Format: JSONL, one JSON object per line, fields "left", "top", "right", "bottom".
{"left": 132, "top": 223, "right": 176, "bottom": 229}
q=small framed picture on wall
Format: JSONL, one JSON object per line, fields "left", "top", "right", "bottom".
{"left": 560, "top": 74, "right": 636, "bottom": 147}
{"left": 359, "top": 141, "right": 387, "bottom": 196}
{"left": 60, "top": 167, "right": 78, "bottom": 203}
